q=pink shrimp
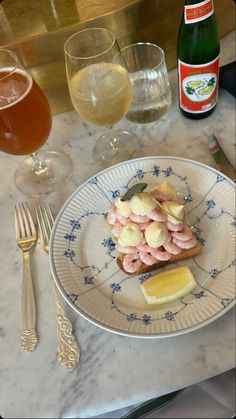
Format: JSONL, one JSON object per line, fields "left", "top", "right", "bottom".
{"left": 116, "top": 211, "right": 128, "bottom": 226}
{"left": 137, "top": 243, "right": 153, "bottom": 253}
{"left": 112, "top": 221, "right": 123, "bottom": 238}
{"left": 164, "top": 232, "right": 172, "bottom": 244}
{"left": 107, "top": 204, "right": 117, "bottom": 225}
{"left": 150, "top": 191, "right": 168, "bottom": 202}
{"left": 139, "top": 252, "right": 157, "bottom": 265}
{"left": 116, "top": 244, "right": 138, "bottom": 255}
{"left": 166, "top": 221, "right": 184, "bottom": 231}
{"left": 171, "top": 226, "right": 194, "bottom": 242}
{"left": 148, "top": 208, "right": 167, "bottom": 222}
{"left": 140, "top": 237, "right": 147, "bottom": 245}
{"left": 129, "top": 213, "right": 150, "bottom": 223}
{"left": 153, "top": 191, "right": 178, "bottom": 201}
{"left": 163, "top": 240, "right": 182, "bottom": 255}
{"left": 172, "top": 236, "right": 197, "bottom": 249}
{"left": 150, "top": 247, "right": 172, "bottom": 261}
{"left": 139, "top": 221, "right": 152, "bottom": 231}
{"left": 123, "top": 254, "right": 142, "bottom": 273}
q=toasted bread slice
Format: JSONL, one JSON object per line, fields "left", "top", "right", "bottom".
{"left": 117, "top": 240, "right": 203, "bottom": 275}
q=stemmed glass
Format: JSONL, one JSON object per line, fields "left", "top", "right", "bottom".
{"left": 64, "top": 27, "right": 138, "bottom": 167}
{"left": 0, "top": 48, "right": 72, "bottom": 197}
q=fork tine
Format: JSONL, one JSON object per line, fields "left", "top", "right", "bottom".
{"left": 35, "top": 206, "right": 43, "bottom": 244}
{"left": 36, "top": 203, "right": 55, "bottom": 247}
{"left": 25, "top": 203, "right": 36, "bottom": 237}
{"left": 14, "top": 205, "right": 21, "bottom": 239}
{"left": 42, "top": 204, "right": 52, "bottom": 242}
{"left": 16, "top": 204, "right": 26, "bottom": 238}
{"left": 20, "top": 203, "right": 31, "bottom": 237}
{"left": 45, "top": 204, "right": 54, "bottom": 232}
{"left": 38, "top": 204, "right": 50, "bottom": 245}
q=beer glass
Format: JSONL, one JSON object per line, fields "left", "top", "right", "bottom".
{"left": 0, "top": 49, "right": 72, "bottom": 196}
{"left": 64, "top": 28, "right": 138, "bottom": 167}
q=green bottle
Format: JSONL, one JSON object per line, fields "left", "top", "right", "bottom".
{"left": 177, "top": 0, "right": 220, "bottom": 119}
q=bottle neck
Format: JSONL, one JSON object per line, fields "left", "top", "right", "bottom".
{"left": 184, "top": 0, "right": 215, "bottom": 24}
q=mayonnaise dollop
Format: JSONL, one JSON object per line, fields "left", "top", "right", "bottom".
{"left": 162, "top": 201, "right": 185, "bottom": 224}
{"left": 130, "top": 192, "right": 156, "bottom": 216}
{"left": 118, "top": 223, "right": 143, "bottom": 247}
{"left": 114, "top": 197, "right": 131, "bottom": 217}
{"left": 145, "top": 222, "right": 168, "bottom": 248}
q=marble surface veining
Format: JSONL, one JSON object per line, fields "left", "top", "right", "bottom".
{"left": 0, "top": 32, "right": 235, "bottom": 419}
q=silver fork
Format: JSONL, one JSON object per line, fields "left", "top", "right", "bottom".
{"left": 36, "top": 203, "right": 80, "bottom": 370}
{"left": 14, "top": 203, "right": 38, "bottom": 352}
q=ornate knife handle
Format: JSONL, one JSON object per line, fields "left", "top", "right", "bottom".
{"left": 54, "top": 284, "right": 80, "bottom": 370}
{"left": 21, "top": 251, "right": 38, "bottom": 352}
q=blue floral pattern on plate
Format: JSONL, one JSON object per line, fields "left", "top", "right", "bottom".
{"left": 50, "top": 157, "right": 235, "bottom": 338}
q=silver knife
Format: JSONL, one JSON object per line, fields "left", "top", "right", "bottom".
{"left": 208, "top": 134, "right": 236, "bottom": 182}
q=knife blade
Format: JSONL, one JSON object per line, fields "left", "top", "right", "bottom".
{"left": 208, "top": 134, "right": 236, "bottom": 182}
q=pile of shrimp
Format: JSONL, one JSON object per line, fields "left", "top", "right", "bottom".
{"left": 107, "top": 192, "right": 196, "bottom": 274}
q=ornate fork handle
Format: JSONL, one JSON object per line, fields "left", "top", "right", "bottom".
{"left": 21, "top": 251, "right": 38, "bottom": 352}
{"left": 54, "top": 283, "right": 80, "bottom": 370}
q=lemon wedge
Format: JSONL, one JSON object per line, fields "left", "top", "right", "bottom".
{"left": 141, "top": 266, "right": 196, "bottom": 305}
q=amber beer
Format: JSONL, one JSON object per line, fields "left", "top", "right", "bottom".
{"left": 0, "top": 68, "right": 52, "bottom": 155}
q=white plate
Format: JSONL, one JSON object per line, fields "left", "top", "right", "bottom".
{"left": 49, "top": 157, "right": 235, "bottom": 338}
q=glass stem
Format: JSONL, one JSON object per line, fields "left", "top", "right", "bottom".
{"left": 106, "top": 126, "right": 120, "bottom": 151}
{"left": 30, "top": 152, "right": 48, "bottom": 175}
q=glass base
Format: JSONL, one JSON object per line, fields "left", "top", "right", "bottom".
{"left": 92, "top": 129, "right": 138, "bottom": 167}
{"left": 15, "top": 151, "right": 72, "bottom": 197}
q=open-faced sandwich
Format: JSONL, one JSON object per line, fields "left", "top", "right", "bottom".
{"left": 107, "top": 180, "right": 202, "bottom": 276}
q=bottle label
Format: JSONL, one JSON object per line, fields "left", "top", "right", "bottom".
{"left": 178, "top": 56, "right": 219, "bottom": 114}
{"left": 185, "top": 0, "right": 214, "bottom": 24}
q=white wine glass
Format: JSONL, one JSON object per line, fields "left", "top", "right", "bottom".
{"left": 0, "top": 48, "right": 72, "bottom": 197}
{"left": 64, "top": 27, "right": 138, "bottom": 167}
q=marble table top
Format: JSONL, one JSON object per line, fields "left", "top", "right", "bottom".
{"left": 0, "top": 32, "right": 235, "bottom": 419}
